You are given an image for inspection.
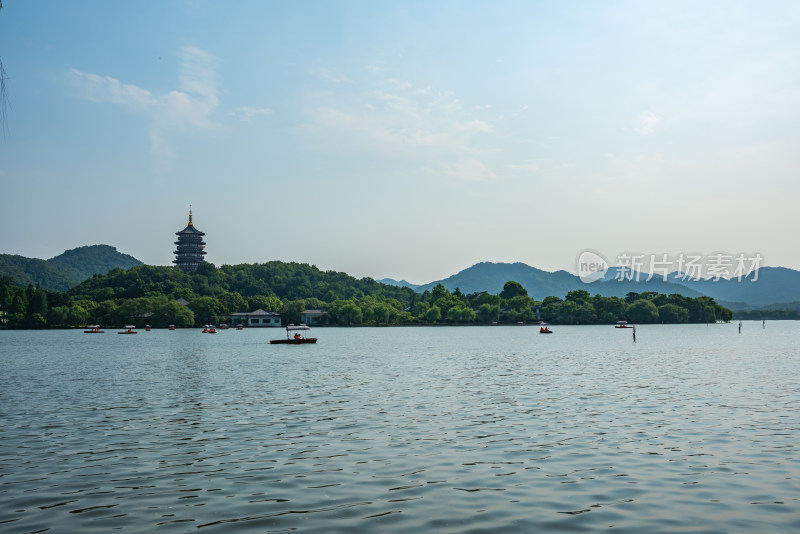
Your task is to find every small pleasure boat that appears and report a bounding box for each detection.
[270,324,317,344]
[118,325,137,334]
[615,321,632,328]
[539,323,553,334]
[84,325,104,333]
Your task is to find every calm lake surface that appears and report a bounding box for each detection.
[1,323,799,533]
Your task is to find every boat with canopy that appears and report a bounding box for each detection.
[270,324,317,344]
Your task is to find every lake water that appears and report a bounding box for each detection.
[1,323,799,533]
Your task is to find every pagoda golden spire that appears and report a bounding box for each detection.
[189,205,193,226]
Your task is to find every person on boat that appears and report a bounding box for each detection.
[294,333,301,340]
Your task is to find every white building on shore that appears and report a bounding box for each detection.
[230,309,282,327]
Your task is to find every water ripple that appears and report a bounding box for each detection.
[1,324,799,532]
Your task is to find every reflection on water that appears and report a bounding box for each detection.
[1,323,799,533]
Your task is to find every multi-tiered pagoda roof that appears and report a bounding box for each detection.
[173,207,206,271]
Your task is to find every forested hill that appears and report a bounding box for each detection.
[3,260,733,328]
[0,245,143,291]
[68,261,416,304]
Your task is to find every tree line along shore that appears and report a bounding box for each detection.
[1,262,734,329]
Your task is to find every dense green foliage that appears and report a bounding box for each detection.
[68,262,416,305]
[1,275,91,329]
[0,255,74,292]
[0,262,733,329]
[0,245,143,291]
[538,290,732,325]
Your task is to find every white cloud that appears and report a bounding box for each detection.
[507,162,541,173]
[69,46,222,170]
[438,159,497,182]
[304,76,496,181]
[178,46,219,105]
[387,78,412,90]
[70,69,157,109]
[314,68,351,83]
[231,106,274,121]
[635,111,661,135]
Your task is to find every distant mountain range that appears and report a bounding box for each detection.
[666,267,799,308]
[0,245,143,292]
[376,278,421,290]
[380,261,800,310]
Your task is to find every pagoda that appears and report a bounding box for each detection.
[173,206,206,271]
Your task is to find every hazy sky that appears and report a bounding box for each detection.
[1,1,798,283]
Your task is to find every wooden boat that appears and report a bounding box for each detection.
[202,325,218,333]
[145,325,151,331]
[236,324,243,330]
[118,325,137,334]
[539,323,553,334]
[270,324,317,344]
[168,325,175,330]
[615,321,632,328]
[84,325,104,333]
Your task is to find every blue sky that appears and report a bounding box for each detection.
[1,1,799,283]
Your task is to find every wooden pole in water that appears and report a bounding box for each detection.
[739,320,742,334]
[632,325,636,343]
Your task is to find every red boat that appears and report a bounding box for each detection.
[270,324,317,344]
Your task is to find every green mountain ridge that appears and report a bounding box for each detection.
[0,245,143,291]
